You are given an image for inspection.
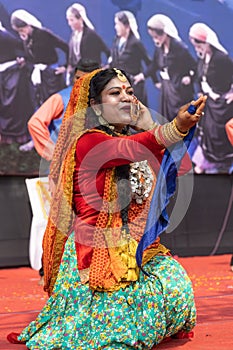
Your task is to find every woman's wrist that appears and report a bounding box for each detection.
[172,118,189,136]
[153,119,189,147]
[147,121,157,130]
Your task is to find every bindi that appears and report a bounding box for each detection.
[122,85,126,89]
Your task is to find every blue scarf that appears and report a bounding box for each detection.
[50,86,73,144]
[136,126,195,267]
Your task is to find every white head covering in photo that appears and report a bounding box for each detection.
[189,22,227,54]
[147,14,181,41]
[120,11,140,39]
[0,21,5,31]
[67,3,94,30]
[11,9,42,28]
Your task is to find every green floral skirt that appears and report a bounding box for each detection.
[19,235,196,349]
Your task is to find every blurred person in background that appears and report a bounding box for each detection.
[0,21,34,144]
[110,10,151,105]
[65,3,110,84]
[189,22,233,174]
[11,9,69,107]
[10,9,69,151]
[27,58,100,161]
[135,14,196,122]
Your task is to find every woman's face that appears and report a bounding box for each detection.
[114,17,128,37]
[189,37,209,59]
[148,27,167,47]
[66,13,83,31]
[94,77,135,129]
[13,24,33,40]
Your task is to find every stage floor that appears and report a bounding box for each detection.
[0,254,233,350]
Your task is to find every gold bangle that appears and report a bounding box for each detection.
[158,123,181,146]
[173,118,189,137]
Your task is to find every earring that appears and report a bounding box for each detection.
[98,115,108,126]
[95,109,101,116]
[98,115,115,131]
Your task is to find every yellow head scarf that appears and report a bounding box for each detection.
[43,69,101,295]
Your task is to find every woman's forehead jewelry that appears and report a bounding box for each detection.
[122,85,126,89]
[113,68,127,82]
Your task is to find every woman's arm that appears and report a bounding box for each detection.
[28,93,64,160]
[132,94,207,136]
[76,130,164,170]
[75,95,207,181]
[76,95,207,170]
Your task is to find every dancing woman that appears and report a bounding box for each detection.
[8,67,206,349]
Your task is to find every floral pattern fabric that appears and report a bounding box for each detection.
[19,235,196,349]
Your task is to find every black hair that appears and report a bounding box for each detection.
[147,26,164,36]
[11,16,27,29]
[85,68,131,128]
[75,58,100,73]
[89,68,131,105]
[115,11,130,27]
[89,68,132,233]
[68,6,88,27]
[69,7,82,20]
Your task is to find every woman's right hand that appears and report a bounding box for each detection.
[130,98,154,131]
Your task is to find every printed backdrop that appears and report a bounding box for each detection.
[0,0,233,175]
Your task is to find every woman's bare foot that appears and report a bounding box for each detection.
[38,275,44,286]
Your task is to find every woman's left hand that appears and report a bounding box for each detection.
[175,95,208,133]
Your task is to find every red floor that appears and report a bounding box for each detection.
[0,254,233,350]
